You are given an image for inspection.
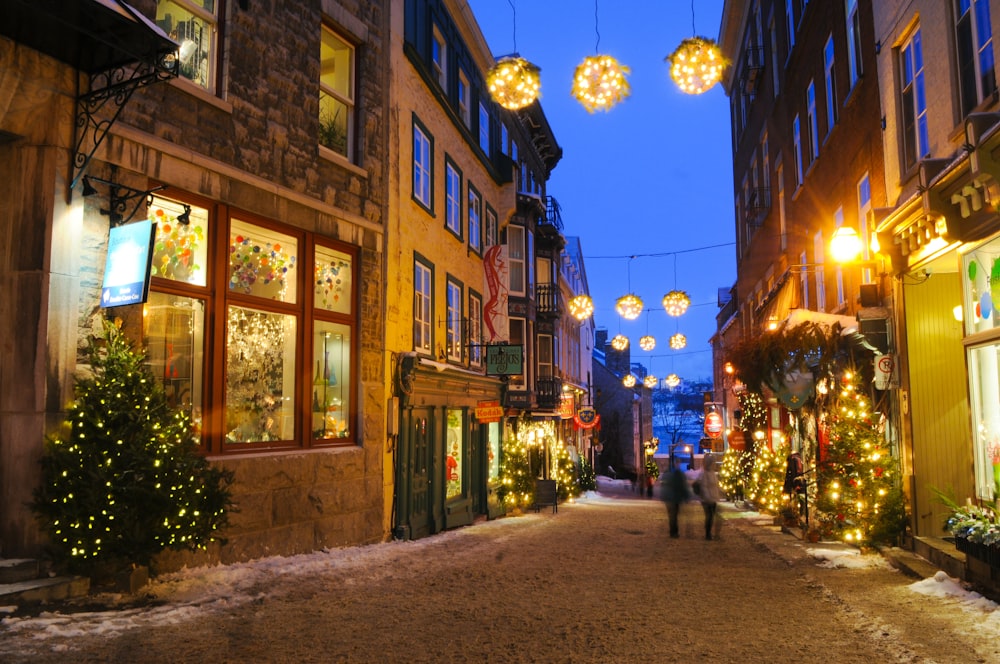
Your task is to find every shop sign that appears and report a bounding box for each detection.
[486,344,523,375]
[704,411,723,438]
[574,407,600,430]
[475,400,503,422]
[101,219,156,308]
[559,394,575,419]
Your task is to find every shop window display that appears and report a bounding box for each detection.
[965,239,1000,497]
[143,194,356,451]
[143,294,205,438]
[447,409,464,499]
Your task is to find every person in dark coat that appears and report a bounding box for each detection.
[662,456,691,538]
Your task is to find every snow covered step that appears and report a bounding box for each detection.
[0,575,90,604]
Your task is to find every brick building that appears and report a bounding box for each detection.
[715,0,887,458]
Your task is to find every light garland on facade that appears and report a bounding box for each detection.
[571,54,630,112]
[622,374,636,388]
[568,294,594,321]
[487,56,541,110]
[639,335,656,351]
[667,37,726,95]
[615,293,643,320]
[611,333,629,351]
[662,290,691,317]
[670,332,687,350]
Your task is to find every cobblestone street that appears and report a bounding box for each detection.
[3,488,998,663]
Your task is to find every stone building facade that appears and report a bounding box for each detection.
[0,0,390,568]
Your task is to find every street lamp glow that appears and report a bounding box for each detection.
[830,226,863,263]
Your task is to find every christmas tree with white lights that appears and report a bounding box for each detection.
[814,370,905,545]
[33,318,234,577]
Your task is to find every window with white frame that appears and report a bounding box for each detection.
[814,231,826,311]
[468,185,482,254]
[432,25,447,88]
[824,35,838,134]
[508,317,526,388]
[478,102,490,154]
[445,158,462,237]
[458,70,471,127]
[319,26,355,159]
[414,258,432,353]
[469,292,482,367]
[846,0,862,89]
[508,224,526,296]
[770,16,780,95]
[413,118,432,209]
[485,205,498,247]
[761,130,769,183]
[777,159,787,250]
[806,80,819,161]
[858,173,873,283]
[785,0,795,53]
[900,28,929,170]
[799,250,810,309]
[793,114,804,187]
[446,278,462,361]
[156,0,217,91]
[537,334,553,378]
[834,207,845,307]
[956,0,997,116]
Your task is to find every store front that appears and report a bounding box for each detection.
[393,356,503,539]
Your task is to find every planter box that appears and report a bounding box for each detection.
[956,537,1000,568]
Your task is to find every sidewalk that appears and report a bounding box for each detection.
[595,477,953,588]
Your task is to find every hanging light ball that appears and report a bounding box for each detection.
[611,334,630,351]
[639,335,656,351]
[487,56,541,110]
[666,37,727,95]
[643,374,658,389]
[665,373,681,388]
[662,290,691,317]
[622,374,636,388]
[670,332,687,350]
[615,293,644,320]
[571,54,631,113]
[568,294,594,321]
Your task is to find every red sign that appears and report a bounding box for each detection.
[704,411,723,438]
[475,400,503,422]
[574,408,600,430]
[559,395,575,419]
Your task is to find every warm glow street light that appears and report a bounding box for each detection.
[830,226,864,263]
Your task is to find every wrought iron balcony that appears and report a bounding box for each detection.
[745,187,771,227]
[535,376,563,410]
[535,283,562,317]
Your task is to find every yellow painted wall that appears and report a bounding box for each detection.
[903,271,973,537]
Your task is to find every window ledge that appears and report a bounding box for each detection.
[319,145,369,178]
[167,77,233,114]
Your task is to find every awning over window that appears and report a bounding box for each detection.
[1,0,176,74]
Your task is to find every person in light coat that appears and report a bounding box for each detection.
[698,453,724,540]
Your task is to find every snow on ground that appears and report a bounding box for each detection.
[3,482,1000,653]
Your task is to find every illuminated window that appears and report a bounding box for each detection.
[955,0,997,115]
[445,159,462,237]
[414,258,433,354]
[413,118,432,209]
[319,27,355,159]
[156,0,218,91]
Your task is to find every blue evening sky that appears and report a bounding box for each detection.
[467,0,736,383]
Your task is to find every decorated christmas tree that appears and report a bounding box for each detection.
[33,318,234,577]
[814,370,905,545]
